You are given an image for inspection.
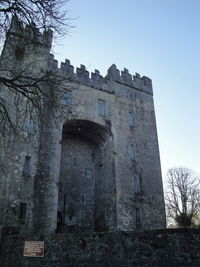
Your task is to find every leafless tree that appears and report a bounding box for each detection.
[0,1,76,139]
[165,167,200,227]
[0,0,71,42]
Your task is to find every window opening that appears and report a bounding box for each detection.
[97,100,106,116]
[129,144,136,160]
[134,176,141,193]
[22,156,31,177]
[27,120,35,134]
[127,90,134,101]
[136,208,141,228]
[128,112,134,126]
[62,92,72,106]
[19,203,27,224]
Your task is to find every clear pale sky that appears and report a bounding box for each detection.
[54,0,200,182]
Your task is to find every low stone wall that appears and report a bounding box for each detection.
[1,229,200,267]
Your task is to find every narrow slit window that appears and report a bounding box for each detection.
[134,176,141,193]
[19,203,27,224]
[135,208,141,228]
[22,156,31,177]
[128,112,134,126]
[129,144,136,160]
[62,92,72,106]
[97,100,106,116]
[27,120,35,134]
[98,148,103,167]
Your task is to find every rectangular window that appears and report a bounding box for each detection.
[62,92,72,106]
[135,208,141,228]
[19,203,27,224]
[22,156,31,177]
[134,176,141,193]
[127,90,134,101]
[128,112,134,126]
[27,120,35,134]
[97,100,106,116]
[129,144,136,160]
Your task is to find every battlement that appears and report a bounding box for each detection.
[48,56,153,95]
[7,17,153,95]
[8,16,53,48]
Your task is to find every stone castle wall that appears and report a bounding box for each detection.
[0,18,166,235]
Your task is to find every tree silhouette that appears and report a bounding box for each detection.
[165,167,200,227]
[0,1,75,138]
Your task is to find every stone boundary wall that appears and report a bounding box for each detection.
[1,229,200,267]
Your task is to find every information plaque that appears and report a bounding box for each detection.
[24,241,44,257]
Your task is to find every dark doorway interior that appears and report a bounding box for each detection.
[57,120,116,233]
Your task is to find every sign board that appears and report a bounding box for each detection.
[24,241,44,257]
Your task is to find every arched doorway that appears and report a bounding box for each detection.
[57,120,116,232]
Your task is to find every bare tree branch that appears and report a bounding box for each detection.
[165,167,200,228]
[0,0,72,44]
[0,1,76,140]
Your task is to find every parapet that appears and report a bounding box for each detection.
[7,17,153,95]
[8,16,53,49]
[48,55,153,95]
[106,64,152,94]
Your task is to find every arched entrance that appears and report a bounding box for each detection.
[57,120,116,232]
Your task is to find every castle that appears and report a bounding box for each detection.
[0,18,166,235]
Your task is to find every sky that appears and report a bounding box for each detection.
[54,0,200,182]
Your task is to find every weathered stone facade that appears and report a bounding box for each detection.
[1,229,200,267]
[0,18,166,235]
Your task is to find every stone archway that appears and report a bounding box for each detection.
[57,119,116,232]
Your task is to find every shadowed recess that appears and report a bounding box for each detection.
[62,119,112,145]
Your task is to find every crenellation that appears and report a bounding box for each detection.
[135,73,141,78]
[133,73,143,89]
[142,76,152,87]
[8,16,53,48]
[61,59,74,76]
[53,59,58,70]
[48,59,153,95]
[121,68,133,86]
[95,69,100,75]
[45,51,152,94]
[91,69,104,88]
[9,16,23,33]
[48,54,55,70]
[80,64,86,70]
[107,64,121,82]
[25,22,39,35]
[76,65,90,83]
[42,29,53,48]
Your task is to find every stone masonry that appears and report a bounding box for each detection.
[0,18,166,235]
[1,229,200,267]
